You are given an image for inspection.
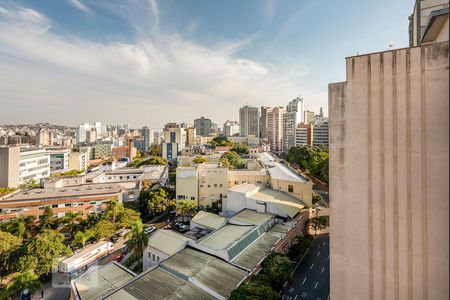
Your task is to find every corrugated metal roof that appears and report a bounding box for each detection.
[229,209,274,225]
[191,211,227,230]
[74,263,135,300]
[161,248,248,298]
[231,233,280,271]
[105,267,216,300]
[197,224,255,251]
[147,230,191,256]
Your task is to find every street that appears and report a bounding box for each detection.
[283,234,330,300]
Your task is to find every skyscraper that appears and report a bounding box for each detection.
[141,126,153,152]
[259,106,272,139]
[267,106,286,154]
[283,97,303,152]
[239,106,259,137]
[194,117,213,136]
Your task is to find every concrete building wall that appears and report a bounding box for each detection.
[197,165,228,207]
[227,171,269,189]
[176,167,199,204]
[329,42,449,300]
[0,147,20,188]
[270,178,313,207]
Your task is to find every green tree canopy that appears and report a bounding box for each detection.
[125,220,148,267]
[310,216,327,236]
[286,145,329,183]
[210,135,233,147]
[0,231,22,282]
[260,252,292,291]
[118,208,141,229]
[192,156,207,164]
[147,188,174,216]
[27,229,72,276]
[0,270,42,299]
[220,151,244,169]
[229,274,278,300]
[231,144,249,155]
[39,206,57,230]
[176,200,197,222]
[91,220,116,241]
[106,199,124,224]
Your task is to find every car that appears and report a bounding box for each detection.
[174,222,189,232]
[143,226,156,235]
[121,247,129,255]
[114,253,125,262]
[110,236,120,243]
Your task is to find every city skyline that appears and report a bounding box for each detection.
[0,0,413,127]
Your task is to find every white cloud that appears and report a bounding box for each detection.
[0,1,326,127]
[66,0,92,13]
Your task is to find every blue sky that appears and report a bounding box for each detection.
[0,0,414,127]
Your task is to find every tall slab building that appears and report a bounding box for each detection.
[239,106,259,137]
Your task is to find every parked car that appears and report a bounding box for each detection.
[110,236,120,243]
[143,226,156,235]
[114,253,125,262]
[118,229,130,237]
[121,247,129,255]
[174,222,189,232]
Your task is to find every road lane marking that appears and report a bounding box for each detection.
[314,282,319,289]
[327,255,330,260]
[323,242,325,246]
[302,277,307,285]
[310,263,314,270]
[321,267,325,273]
[294,295,298,300]
[317,251,320,257]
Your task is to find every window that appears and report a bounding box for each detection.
[214,184,217,187]
[234,181,238,184]
[288,185,294,193]
[148,252,152,260]
[38,206,45,210]
[65,203,72,207]
[207,185,211,188]
[219,184,223,188]
[156,256,160,263]
[257,181,261,184]
[52,204,58,208]
[152,254,156,262]
[191,196,195,200]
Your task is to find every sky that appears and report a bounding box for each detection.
[0,0,414,128]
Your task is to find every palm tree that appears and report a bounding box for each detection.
[106,199,124,224]
[62,211,83,235]
[125,220,148,268]
[310,216,327,236]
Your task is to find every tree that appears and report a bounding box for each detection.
[260,252,292,291]
[286,145,329,184]
[176,200,197,222]
[210,135,233,147]
[310,216,327,236]
[312,193,322,205]
[229,275,278,300]
[39,206,57,230]
[231,144,249,155]
[0,231,22,283]
[149,144,162,157]
[62,211,83,235]
[117,208,141,229]
[147,188,171,216]
[192,156,207,164]
[220,151,244,169]
[27,229,72,276]
[0,270,42,299]
[106,199,124,224]
[125,220,148,268]
[91,220,115,241]
[71,230,94,249]
[288,235,314,260]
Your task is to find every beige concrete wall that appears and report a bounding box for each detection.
[198,166,228,207]
[270,178,313,207]
[176,167,198,205]
[329,42,449,300]
[227,171,269,189]
[0,147,20,188]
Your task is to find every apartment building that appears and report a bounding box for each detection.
[267,106,286,154]
[329,2,448,298]
[194,117,213,136]
[185,127,196,146]
[0,183,125,221]
[259,107,272,139]
[223,120,240,137]
[0,146,20,188]
[68,151,88,171]
[295,123,314,146]
[283,97,303,152]
[313,120,329,146]
[162,126,186,160]
[239,106,259,137]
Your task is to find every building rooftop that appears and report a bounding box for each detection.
[2,183,122,202]
[229,209,274,225]
[257,152,308,183]
[231,233,280,271]
[147,230,192,256]
[228,183,261,194]
[190,211,227,230]
[247,188,305,218]
[105,267,216,300]
[160,248,248,298]
[73,262,135,300]
[196,224,256,251]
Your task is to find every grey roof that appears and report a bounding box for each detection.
[161,248,248,298]
[229,209,274,225]
[104,267,216,300]
[196,224,256,251]
[190,211,227,230]
[74,262,135,300]
[257,152,308,183]
[231,233,280,271]
[2,183,122,202]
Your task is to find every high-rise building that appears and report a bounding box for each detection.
[267,107,286,154]
[194,117,213,136]
[312,120,328,147]
[329,2,448,298]
[86,128,97,143]
[303,110,315,124]
[295,123,313,146]
[141,126,153,152]
[223,121,239,137]
[283,97,303,152]
[185,127,196,146]
[259,107,272,139]
[162,126,186,160]
[239,106,259,137]
[36,129,53,146]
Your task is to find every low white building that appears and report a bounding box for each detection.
[19,148,50,184]
[47,149,70,173]
[144,230,192,271]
